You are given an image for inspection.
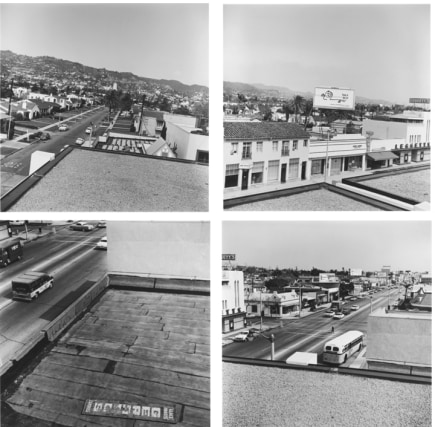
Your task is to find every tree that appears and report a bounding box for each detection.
[263,108,273,121]
[290,95,305,124]
[105,90,120,120]
[265,277,288,293]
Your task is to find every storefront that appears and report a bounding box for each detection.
[366,151,399,169]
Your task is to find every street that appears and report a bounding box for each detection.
[223,288,402,365]
[1,106,107,193]
[0,222,107,371]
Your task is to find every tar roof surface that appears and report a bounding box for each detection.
[224,121,310,140]
[5,279,210,426]
[9,149,208,212]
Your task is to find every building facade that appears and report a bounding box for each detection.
[224,122,310,192]
[222,268,245,332]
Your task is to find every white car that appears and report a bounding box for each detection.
[333,312,345,319]
[324,310,335,318]
[96,236,107,250]
[233,331,250,342]
[58,124,69,131]
[75,137,85,145]
[351,305,360,311]
[350,297,358,301]
[85,126,92,134]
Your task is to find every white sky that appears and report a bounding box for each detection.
[0,3,209,86]
[222,221,432,273]
[224,4,430,105]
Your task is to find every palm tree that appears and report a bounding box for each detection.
[290,95,305,124]
[105,90,119,122]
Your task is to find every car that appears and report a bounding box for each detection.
[40,132,51,141]
[75,137,85,145]
[96,236,107,250]
[324,310,335,317]
[350,296,358,301]
[58,124,69,131]
[233,331,250,342]
[69,221,94,231]
[351,305,360,311]
[97,221,106,228]
[342,308,351,315]
[85,126,92,134]
[333,312,345,319]
[59,144,70,153]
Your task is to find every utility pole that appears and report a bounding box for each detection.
[7,78,14,139]
[138,94,146,135]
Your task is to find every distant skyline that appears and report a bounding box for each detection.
[224,4,430,105]
[222,221,432,273]
[0,3,208,87]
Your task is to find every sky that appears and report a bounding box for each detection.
[222,221,432,273]
[224,4,430,105]
[0,3,209,86]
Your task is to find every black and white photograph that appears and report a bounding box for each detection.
[222,220,431,426]
[0,220,210,426]
[0,3,209,212]
[223,4,430,211]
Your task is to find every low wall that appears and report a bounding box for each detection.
[42,274,108,341]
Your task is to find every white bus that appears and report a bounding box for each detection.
[12,271,54,301]
[322,330,364,365]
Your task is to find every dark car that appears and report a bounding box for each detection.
[40,132,51,141]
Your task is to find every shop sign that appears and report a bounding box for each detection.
[222,254,236,261]
[314,87,355,110]
[82,400,177,423]
[352,144,363,149]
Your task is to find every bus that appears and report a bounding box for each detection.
[322,330,364,365]
[0,238,23,267]
[12,271,54,301]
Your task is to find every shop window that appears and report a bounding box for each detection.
[225,163,239,188]
[289,158,299,179]
[251,161,264,184]
[252,305,258,313]
[267,160,280,181]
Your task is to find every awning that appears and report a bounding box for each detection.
[367,151,399,161]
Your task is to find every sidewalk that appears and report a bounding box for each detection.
[12,222,71,244]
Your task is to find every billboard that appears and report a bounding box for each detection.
[409,98,430,104]
[313,87,355,110]
[222,254,236,261]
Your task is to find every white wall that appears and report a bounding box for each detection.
[222,270,244,312]
[107,222,210,280]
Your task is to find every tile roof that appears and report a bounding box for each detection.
[224,121,310,141]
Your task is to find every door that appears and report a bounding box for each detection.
[301,161,307,180]
[281,164,287,183]
[241,169,249,190]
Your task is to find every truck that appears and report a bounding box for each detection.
[330,300,345,313]
[0,238,23,267]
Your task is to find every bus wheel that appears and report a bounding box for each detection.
[344,355,348,362]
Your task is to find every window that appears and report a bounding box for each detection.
[289,158,299,179]
[292,140,298,151]
[231,142,238,154]
[303,139,308,147]
[267,160,280,181]
[256,141,263,152]
[272,141,278,151]
[281,141,289,156]
[242,142,252,159]
[251,305,258,313]
[251,161,264,184]
[225,163,239,188]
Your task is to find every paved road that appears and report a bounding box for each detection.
[0,223,107,371]
[223,288,402,365]
[1,107,107,194]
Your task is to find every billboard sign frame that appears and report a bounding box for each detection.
[313,87,355,110]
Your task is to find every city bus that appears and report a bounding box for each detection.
[322,330,364,365]
[0,238,23,267]
[12,271,54,301]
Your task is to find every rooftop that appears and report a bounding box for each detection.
[4,276,210,426]
[8,149,208,212]
[224,121,310,141]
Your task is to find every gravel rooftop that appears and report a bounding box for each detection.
[8,149,208,211]
[223,363,431,427]
[226,188,382,211]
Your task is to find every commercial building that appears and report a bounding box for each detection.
[222,267,245,333]
[245,290,300,318]
[224,122,310,192]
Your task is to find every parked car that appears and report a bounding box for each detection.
[342,308,351,315]
[40,132,51,141]
[351,305,360,311]
[233,331,250,342]
[350,296,358,301]
[85,126,92,134]
[96,236,107,250]
[75,137,85,145]
[333,312,345,320]
[58,124,69,131]
[324,310,335,318]
[59,145,70,153]
[69,221,94,231]
[97,221,106,228]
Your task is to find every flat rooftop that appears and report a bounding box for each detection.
[4,277,210,426]
[8,149,208,212]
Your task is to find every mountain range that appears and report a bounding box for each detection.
[1,50,208,96]
[224,81,395,106]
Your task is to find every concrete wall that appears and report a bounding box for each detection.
[164,113,199,128]
[367,308,431,366]
[165,121,208,161]
[107,222,210,280]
